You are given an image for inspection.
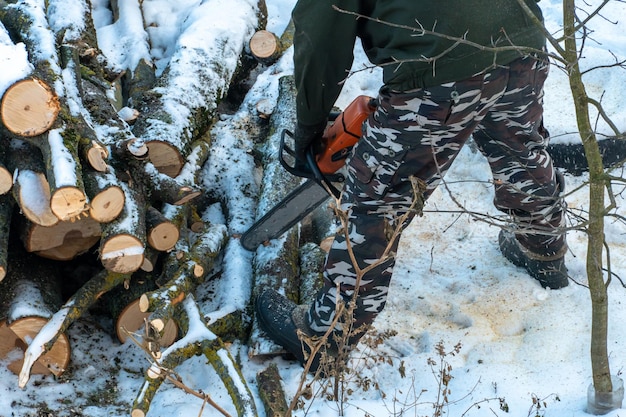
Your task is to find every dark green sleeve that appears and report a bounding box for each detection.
[292,0,361,127]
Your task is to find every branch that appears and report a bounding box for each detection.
[332,5,561,67]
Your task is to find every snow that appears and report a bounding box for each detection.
[1,1,626,416]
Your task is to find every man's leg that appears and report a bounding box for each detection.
[309,70,511,336]
[256,68,511,371]
[472,55,568,288]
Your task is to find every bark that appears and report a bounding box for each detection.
[257,363,289,417]
[0,139,11,195]
[0,193,12,281]
[299,242,326,305]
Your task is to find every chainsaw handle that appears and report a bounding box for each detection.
[279,129,342,198]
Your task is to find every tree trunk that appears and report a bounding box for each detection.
[561,0,617,406]
[131,0,263,177]
[249,75,302,357]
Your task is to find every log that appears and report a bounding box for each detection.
[98,180,146,273]
[249,19,294,66]
[299,242,325,305]
[145,138,209,206]
[0,250,71,377]
[106,0,154,109]
[145,206,179,252]
[82,169,126,223]
[20,216,101,261]
[46,128,90,221]
[0,78,60,137]
[257,363,289,417]
[131,0,263,177]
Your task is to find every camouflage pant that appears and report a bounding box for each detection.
[307,55,566,334]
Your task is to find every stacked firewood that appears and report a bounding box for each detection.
[0,0,271,415]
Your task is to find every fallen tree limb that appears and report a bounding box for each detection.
[131,296,257,417]
[17,268,131,388]
[257,363,289,417]
[139,221,228,332]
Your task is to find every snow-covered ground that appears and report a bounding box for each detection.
[1,0,626,416]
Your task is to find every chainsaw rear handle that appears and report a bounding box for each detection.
[279,95,377,199]
[279,129,343,198]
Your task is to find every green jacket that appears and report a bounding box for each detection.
[293,0,547,127]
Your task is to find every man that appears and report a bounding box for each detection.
[256,0,568,372]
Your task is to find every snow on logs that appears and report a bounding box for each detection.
[0,1,267,414]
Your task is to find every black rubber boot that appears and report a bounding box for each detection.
[255,289,338,373]
[498,229,569,289]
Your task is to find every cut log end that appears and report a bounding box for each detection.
[172,190,202,206]
[23,216,102,260]
[131,410,146,417]
[116,300,178,348]
[89,186,125,223]
[249,30,280,60]
[100,235,145,274]
[0,78,61,137]
[0,267,6,282]
[86,142,109,172]
[50,187,88,221]
[1,319,71,377]
[147,223,179,251]
[146,141,184,178]
[138,294,150,313]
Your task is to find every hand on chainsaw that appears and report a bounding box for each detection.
[293,121,327,172]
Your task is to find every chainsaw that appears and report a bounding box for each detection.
[241,95,377,251]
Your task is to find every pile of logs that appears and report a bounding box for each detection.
[0,0,286,416]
